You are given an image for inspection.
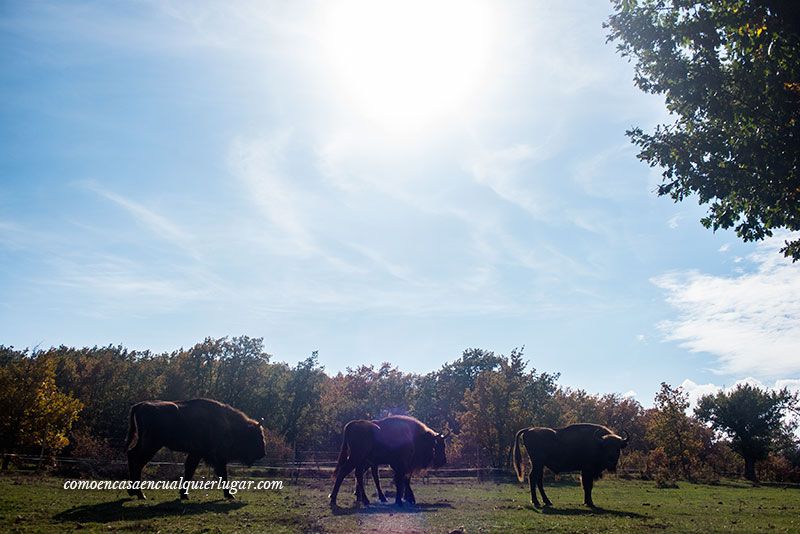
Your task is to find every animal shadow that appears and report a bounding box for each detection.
[540,505,645,519]
[331,500,454,517]
[54,497,246,524]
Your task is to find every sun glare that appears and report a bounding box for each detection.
[320,0,494,133]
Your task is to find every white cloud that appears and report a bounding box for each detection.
[681,377,800,411]
[636,334,646,343]
[667,213,682,229]
[622,390,637,399]
[653,233,800,376]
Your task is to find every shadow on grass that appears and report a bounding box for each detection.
[331,501,454,516]
[540,505,645,519]
[53,498,246,524]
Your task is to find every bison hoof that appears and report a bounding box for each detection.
[180,493,189,500]
[225,493,236,500]
[378,495,388,503]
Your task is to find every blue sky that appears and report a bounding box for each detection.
[1,0,798,405]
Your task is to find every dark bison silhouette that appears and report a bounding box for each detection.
[126,398,266,500]
[513,423,628,508]
[329,415,447,507]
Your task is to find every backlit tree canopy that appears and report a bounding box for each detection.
[606,0,800,259]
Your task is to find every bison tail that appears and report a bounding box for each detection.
[513,428,527,482]
[331,430,350,479]
[126,404,139,450]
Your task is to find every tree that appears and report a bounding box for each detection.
[646,382,704,479]
[696,383,798,481]
[606,0,800,259]
[412,348,502,434]
[458,349,558,468]
[48,345,164,445]
[280,352,326,456]
[0,358,83,469]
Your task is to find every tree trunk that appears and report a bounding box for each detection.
[744,456,757,483]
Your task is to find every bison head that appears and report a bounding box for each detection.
[596,429,628,472]
[432,431,449,468]
[238,421,267,467]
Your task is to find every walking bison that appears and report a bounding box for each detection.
[329,415,448,507]
[126,398,266,500]
[512,423,628,508]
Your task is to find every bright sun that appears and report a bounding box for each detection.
[320,0,495,133]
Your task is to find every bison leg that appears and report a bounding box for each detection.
[404,476,416,505]
[127,442,160,500]
[528,466,540,508]
[355,464,370,505]
[353,466,375,503]
[372,465,387,502]
[535,463,552,507]
[581,469,595,508]
[180,454,201,500]
[392,467,406,506]
[212,462,234,500]
[329,458,358,507]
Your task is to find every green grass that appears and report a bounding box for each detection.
[1,473,798,533]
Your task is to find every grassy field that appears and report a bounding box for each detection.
[1,473,798,533]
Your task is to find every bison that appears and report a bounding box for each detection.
[329,415,447,507]
[126,398,266,500]
[512,423,628,508]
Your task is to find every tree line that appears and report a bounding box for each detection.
[0,337,797,483]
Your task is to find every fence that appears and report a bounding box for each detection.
[4,452,797,488]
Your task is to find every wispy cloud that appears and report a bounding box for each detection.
[653,233,800,376]
[572,143,640,199]
[228,132,319,256]
[83,183,194,249]
[468,142,556,218]
[0,221,50,251]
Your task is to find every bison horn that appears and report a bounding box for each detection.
[594,428,606,443]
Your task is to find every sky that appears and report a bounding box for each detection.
[1,0,798,406]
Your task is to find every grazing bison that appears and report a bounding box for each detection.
[126,398,266,500]
[329,415,447,507]
[512,423,628,508]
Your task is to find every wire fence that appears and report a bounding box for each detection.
[4,452,798,488]
[0,452,706,480]
[3,452,515,479]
